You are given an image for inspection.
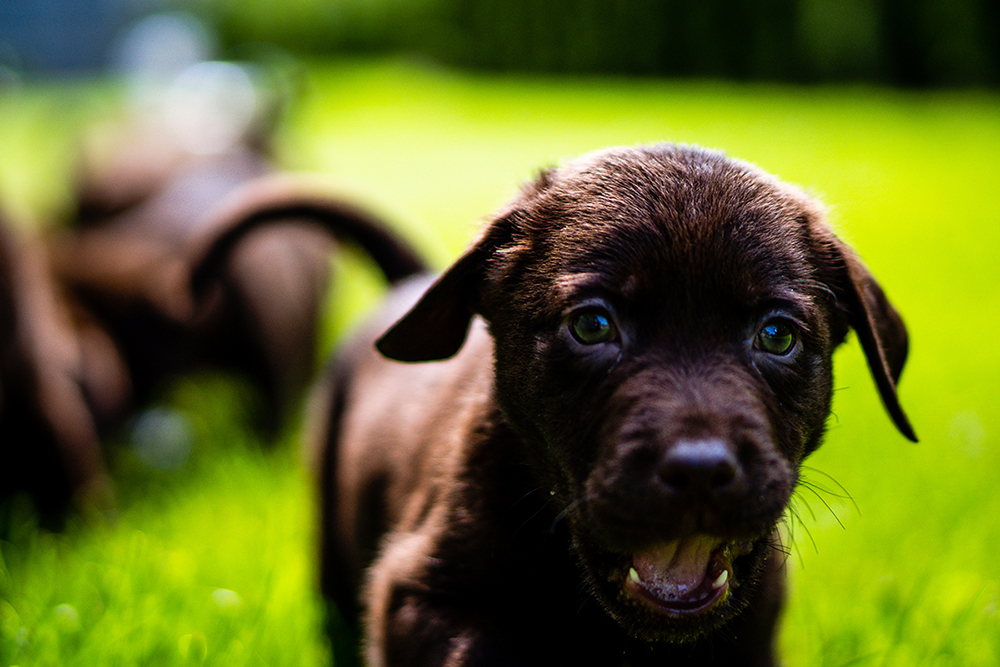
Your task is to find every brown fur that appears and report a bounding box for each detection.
[313,144,915,666]
[0,216,123,523]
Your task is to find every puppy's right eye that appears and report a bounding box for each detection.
[755,319,797,356]
[569,308,616,345]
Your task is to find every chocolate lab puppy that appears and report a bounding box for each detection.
[49,142,425,437]
[313,144,916,666]
[2,178,421,524]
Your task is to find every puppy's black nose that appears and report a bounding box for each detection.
[658,439,741,496]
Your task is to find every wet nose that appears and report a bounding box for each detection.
[658,439,741,497]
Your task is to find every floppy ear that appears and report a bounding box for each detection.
[833,240,918,442]
[375,225,502,362]
[376,168,554,363]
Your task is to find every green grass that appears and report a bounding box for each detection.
[2,56,1000,665]
[1,378,328,666]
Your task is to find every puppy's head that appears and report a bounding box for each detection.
[378,144,914,642]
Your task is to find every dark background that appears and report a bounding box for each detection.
[1,0,998,86]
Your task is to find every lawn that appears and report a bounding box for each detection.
[2,56,999,666]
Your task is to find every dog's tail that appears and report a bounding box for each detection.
[188,174,427,302]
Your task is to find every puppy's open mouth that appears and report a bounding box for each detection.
[624,536,753,616]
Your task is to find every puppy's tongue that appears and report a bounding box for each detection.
[629,536,725,604]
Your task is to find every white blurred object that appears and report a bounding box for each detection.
[163,60,261,155]
[109,12,273,156]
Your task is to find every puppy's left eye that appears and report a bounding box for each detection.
[755,320,797,356]
[569,308,616,345]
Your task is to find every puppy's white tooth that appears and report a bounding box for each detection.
[712,570,729,589]
[629,567,641,584]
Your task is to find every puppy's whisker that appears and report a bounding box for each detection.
[781,505,817,557]
[791,488,820,523]
[802,486,846,530]
[512,485,550,506]
[795,469,856,532]
[768,525,794,567]
[549,497,584,535]
[785,468,853,557]
[576,584,599,615]
[510,486,564,533]
[800,466,858,511]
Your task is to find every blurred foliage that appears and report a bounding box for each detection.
[181,0,1000,86]
[184,0,451,57]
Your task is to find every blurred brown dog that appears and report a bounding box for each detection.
[48,125,425,438]
[2,114,425,522]
[313,144,915,666]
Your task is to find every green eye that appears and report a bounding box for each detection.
[569,308,616,345]
[756,320,797,356]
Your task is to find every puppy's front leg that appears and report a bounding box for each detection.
[363,532,530,667]
[378,595,516,667]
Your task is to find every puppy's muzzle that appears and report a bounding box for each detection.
[624,438,758,615]
[577,405,793,620]
[584,417,791,548]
